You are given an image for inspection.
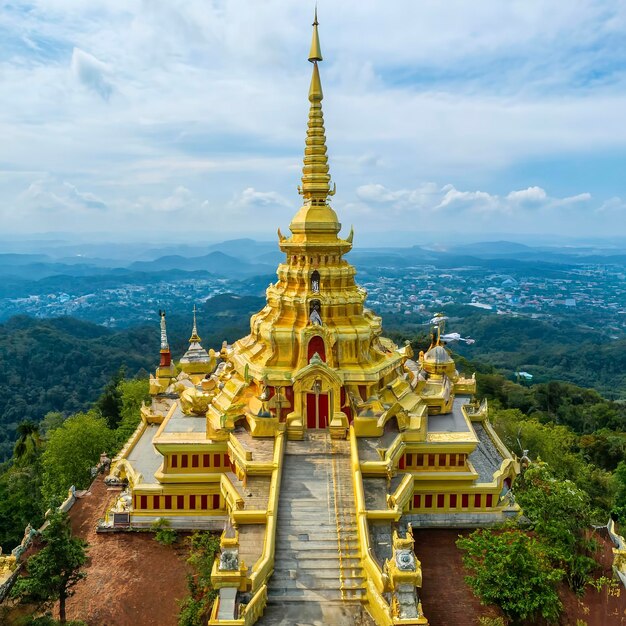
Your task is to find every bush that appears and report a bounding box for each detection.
[457,529,562,624]
[152,518,177,546]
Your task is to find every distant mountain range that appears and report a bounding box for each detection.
[0,238,624,285]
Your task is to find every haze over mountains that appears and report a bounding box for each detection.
[1,237,626,284]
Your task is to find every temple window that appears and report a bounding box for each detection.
[474,494,482,508]
[486,494,493,508]
[309,300,322,325]
[192,454,199,468]
[214,453,221,467]
[140,495,147,510]
[450,494,458,508]
[461,494,469,508]
[424,494,433,508]
[437,494,445,508]
[153,495,160,509]
[413,494,421,508]
[200,495,208,510]
[190,495,196,509]
[311,270,320,293]
[171,454,178,468]
[203,454,210,467]
[177,495,184,509]
[181,455,188,468]
[164,496,172,510]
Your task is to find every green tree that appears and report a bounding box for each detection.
[114,379,150,447]
[40,412,66,437]
[95,366,126,429]
[14,421,43,467]
[517,463,598,592]
[178,531,220,626]
[611,461,626,522]
[11,509,87,624]
[41,412,114,502]
[457,528,563,625]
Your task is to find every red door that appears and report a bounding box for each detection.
[318,393,328,428]
[306,392,329,428]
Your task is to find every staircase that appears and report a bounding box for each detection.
[258,433,373,626]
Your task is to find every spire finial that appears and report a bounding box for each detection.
[308,6,322,63]
[189,304,202,344]
[301,9,333,202]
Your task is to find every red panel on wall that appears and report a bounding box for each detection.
[283,386,294,422]
[406,453,413,467]
[192,455,199,468]
[461,494,469,508]
[450,494,457,508]
[437,494,445,508]
[190,495,196,510]
[307,335,326,362]
[202,454,210,467]
[318,393,328,429]
[474,494,482,508]
[164,495,172,510]
[399,455,405,470]
[153,496,160,509]
[416,454,424,467]
[140,495,147,510]
[177,495,184,509]
[428,454,436,467]
[212,494,220,509]
[171,455,178,468]
[425,494,433,508]
[213,454,221,468]
[181,455,188,468]
[486,494,493,508]
[306,393,316,429]
[413,494,421,508]
[200,495,208,510]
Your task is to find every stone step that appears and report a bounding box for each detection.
[275,556,361,569]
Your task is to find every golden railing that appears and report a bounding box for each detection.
[349,426,394,625]
[248,429,285,592]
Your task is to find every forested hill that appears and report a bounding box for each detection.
[384,304,626,400]
[0,295,264,461]
[1,293,625,460]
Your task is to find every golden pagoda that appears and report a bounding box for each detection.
[105,12,519,626]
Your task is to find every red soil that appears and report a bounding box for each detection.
[414,528,626,626]
[60,476,192,626]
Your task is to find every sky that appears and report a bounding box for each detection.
[1,0,626,246]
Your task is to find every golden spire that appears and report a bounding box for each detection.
[300,8,334,204]
[308,6,322,62]
[189,304,201,344]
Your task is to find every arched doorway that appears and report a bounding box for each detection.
[307,335,326,363]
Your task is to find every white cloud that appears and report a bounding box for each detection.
[70,48,114,100]
[229,187,292,210]
[506,186,548,204]
[19,177,107,213]
[0,1,624,238]
[354,182,595,220]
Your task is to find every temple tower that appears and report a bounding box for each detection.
[226,13,411,439]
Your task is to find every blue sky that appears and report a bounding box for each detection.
[1,0,626,245]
